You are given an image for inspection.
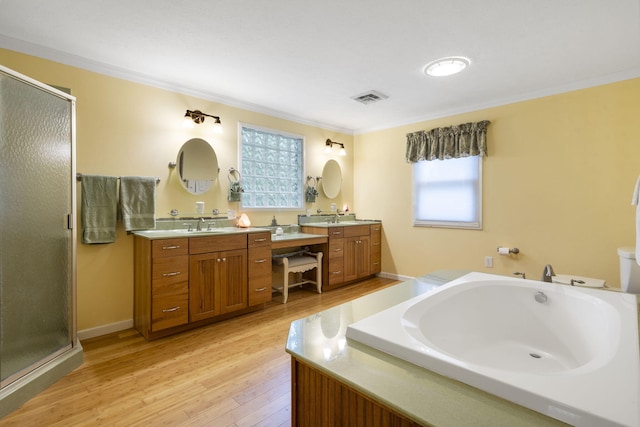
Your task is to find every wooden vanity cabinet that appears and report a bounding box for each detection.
[189,234,247,322]
[302,223,381,291]
[134,231,270,340]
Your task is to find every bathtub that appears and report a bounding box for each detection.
[346,272,639,426]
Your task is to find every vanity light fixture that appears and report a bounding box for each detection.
[183,109,223,134]
[423,56,470,77]
[325,139,346,156]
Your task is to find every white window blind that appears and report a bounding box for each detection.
[413,155,482,229]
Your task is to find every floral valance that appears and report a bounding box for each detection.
[405,120,490,163]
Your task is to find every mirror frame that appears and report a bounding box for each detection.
[321,159,342,199]
[176,138,218,195]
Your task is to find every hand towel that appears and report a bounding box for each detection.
[81,175,118,244]
[633,176,640,266]
[119,176,156,231]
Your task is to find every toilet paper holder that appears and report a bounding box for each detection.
[497,247,519,255]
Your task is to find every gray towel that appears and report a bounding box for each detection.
[119,176,156,231]
[81,175,118,244]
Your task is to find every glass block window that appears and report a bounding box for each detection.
[240,124,304,209]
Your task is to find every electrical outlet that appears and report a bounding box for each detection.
[485,256,493,268]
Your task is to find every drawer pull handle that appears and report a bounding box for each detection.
[162,306,180,313]
[331,231,341,235]
[332,271,342,275]
[162,272,181,277]
[162,245,181,250]
[332,248,342,252]
[254,259,267,263]
[372,242,380,246]
[253,238,267,242]
[255,287,267,292]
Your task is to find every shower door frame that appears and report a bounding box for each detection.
[0,64,77,389]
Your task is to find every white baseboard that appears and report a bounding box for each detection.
[378,271,414,282]
[78,319,133,341]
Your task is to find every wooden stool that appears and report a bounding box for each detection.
[272,251,322,303]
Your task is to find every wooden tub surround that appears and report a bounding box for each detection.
[286,271,569,426]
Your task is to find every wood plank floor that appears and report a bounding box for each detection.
[1,277,399,427]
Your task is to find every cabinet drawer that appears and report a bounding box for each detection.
[151,283,188,331]
[371,239,381,256]
[248,247,272,279]
[249,276,272,305]
[152,238,188,257]
[328,227,344,239]
[190,234,246,254]
[370,224,382,242]
[248,232,271,248]
[328,239,344,259]
[152,255,188,286]
[328,259,344,285]
[344,225,370,237]
[301,226,327,236]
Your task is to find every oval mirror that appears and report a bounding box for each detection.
[176,138,218,194]
[321,159,342,199]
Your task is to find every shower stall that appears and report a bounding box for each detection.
[0,65,83,417]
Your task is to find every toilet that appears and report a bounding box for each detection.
[617,247,640,293]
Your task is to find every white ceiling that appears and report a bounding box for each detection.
[1,0,639,134]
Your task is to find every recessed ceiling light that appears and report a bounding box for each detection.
[424,56,470,77]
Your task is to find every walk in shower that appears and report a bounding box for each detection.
[0,65,82,417]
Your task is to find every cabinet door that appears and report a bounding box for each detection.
[189,252,222,321]
[219,249,248,314]
[344,235,371,282]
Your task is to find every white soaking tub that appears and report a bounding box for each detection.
[346,272,639,426]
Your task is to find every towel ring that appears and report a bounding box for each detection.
[228,167,241,183]
[306,176,316,188]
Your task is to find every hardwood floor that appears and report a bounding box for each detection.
[1,277,399,427]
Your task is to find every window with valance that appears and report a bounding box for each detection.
[405,120,490,163]
[407,120,490,229]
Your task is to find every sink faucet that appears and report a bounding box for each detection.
[196,217,205,231]
[541,264,555,282]
[334,214,340,224]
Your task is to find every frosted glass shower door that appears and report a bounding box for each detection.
[0,68,75,387]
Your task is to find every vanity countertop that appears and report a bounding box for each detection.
[285,270,565,427]
[299,219,381,228]
[132,227,270,240]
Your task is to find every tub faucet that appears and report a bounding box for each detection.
[541,264,555,282]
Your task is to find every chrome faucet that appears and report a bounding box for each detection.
[334,214,340,224]
[541,264,555,282]
[196,217,205,231]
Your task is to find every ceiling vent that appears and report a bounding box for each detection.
[351,90,389,105]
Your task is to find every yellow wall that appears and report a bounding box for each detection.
[1,49,353,331]
[354,78,640,285]
[3,48,639,332]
